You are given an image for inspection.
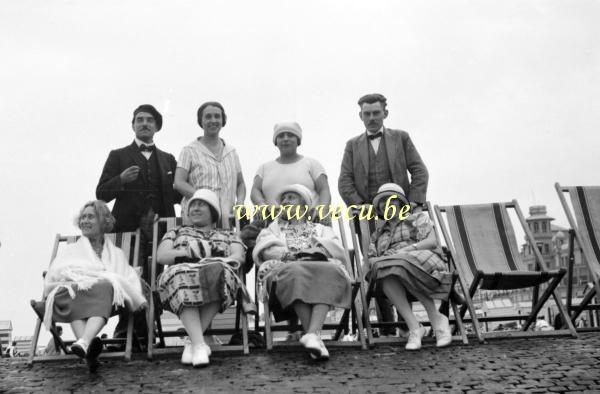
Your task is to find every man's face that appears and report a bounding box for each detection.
[132,111,158,142]
[359,101,388,133]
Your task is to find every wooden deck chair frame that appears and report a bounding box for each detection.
[261,219,368,351]
[555,183,600,324]
[352,203,468,346]
[146,216,250,360]
[28,231,144,365]
[435,200,577,343]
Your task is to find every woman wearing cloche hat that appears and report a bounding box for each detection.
[368,183,453,351]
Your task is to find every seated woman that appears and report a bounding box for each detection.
[367,183,453,350]
[42,200,146,372]
[253,184,352,360]
[156,189,253,367]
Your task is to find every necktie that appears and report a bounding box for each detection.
[367,132,383,140]
[139,144,155,152]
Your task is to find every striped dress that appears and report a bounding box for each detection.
[178,138,242,222]
[368,212,452,300]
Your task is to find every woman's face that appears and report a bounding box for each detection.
[80,206,103,239]
[188,199,214,227]
[378,196,404,219]
[275,132,299,156]
[279,191,305,207]
[200,105,223,136]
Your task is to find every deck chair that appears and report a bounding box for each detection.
[146,217,250,360]
[28,231,145,365]
[435,200,577,342]
[555,183,600,324]
[261,219,368,351]
[352,203,468,346]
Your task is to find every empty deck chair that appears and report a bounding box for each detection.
[435,200,577,342]
[555,183,600,324]
[352,203,468,346]
[146,217,250,359]
[28,231,145,365]
[261,219,368,351]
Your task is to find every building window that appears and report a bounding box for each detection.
[541,222,547,232]
[544,244,549,254]
[533,222,539,233]
[536,242,543,253]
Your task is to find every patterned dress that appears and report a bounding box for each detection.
[369,212,452,300]
[178,139,242,223]
[157,226,246,315]
[257,221,352,321]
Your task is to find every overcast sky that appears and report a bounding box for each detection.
[1,1,599,342]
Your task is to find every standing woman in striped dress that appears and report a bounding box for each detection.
[174,102,246,228]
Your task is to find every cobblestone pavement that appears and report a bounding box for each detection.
[2,333,600,393]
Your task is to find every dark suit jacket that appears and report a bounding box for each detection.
[338,128,428,206]
[96,142,180,232]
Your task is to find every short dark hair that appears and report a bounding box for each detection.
[358,93,387,110]
[197,101,227,128]
[132,104,163,131]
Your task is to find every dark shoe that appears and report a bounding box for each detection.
[86,337,103,373]
[450,288,466,306]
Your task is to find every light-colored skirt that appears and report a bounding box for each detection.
[266,261,352,322]
[369,250,453,300]
[157,263,236,315]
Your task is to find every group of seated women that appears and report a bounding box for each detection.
[42,180,454,371]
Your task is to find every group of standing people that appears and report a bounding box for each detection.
[40,93,456,371]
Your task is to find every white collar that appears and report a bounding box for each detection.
[135,138,155,147]
[366,126,384,136]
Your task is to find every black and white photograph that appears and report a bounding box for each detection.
[1,1,599,392]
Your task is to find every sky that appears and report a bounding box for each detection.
[1,1,599,343]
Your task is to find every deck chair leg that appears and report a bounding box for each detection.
[27,317,43,366]
[147,299,154,360]
[263,300,272,350]
[124,311,134,361]
[354,294,368,350]
[523,276,562,331]
[241,311,249,355]
[550,288,578,337]
[450,300,469,344]
[570,287,597,323]
[463,274,484,343]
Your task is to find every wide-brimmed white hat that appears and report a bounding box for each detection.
[277,184,314,209]
[273,122,302,145]
[372,183,410,216]
[188,189,221,223]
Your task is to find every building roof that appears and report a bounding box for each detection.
[551,223,568,232]
[526,205,554,221]
[0,320,12,330]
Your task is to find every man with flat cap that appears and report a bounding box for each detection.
[96,104,179,343]
[338,93,429,336]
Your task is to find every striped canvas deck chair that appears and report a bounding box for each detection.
[261,219,368,351]
[147,217,250,359]
[555,183,600,324]
[352,203,468,346]
[435,200,577,342]
[28,231,144,365]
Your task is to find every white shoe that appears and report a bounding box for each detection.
[316,338,329,361]
[191,344,209,368]
[435,315,452,348]
[405,326,426,351]
[299,333,322,359]
[181,339,192,365]
[70,339,88,359]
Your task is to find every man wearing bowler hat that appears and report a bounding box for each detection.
[96,104,180,344]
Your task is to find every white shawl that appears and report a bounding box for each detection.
[42,235,146,330]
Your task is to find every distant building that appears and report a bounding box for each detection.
[0,320,12,352]
[11,336,33,357]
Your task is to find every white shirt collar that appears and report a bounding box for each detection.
[366,126,384,136]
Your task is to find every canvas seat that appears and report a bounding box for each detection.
[435,200,577,342]
[555,183,600,325]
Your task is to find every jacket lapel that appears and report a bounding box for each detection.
[126,142,147,182]
[383,128,398,174]
[357,133,369,176]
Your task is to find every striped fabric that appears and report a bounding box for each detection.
[567,186,600,279]
[444,203,525,286]
[178,139,242,223]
